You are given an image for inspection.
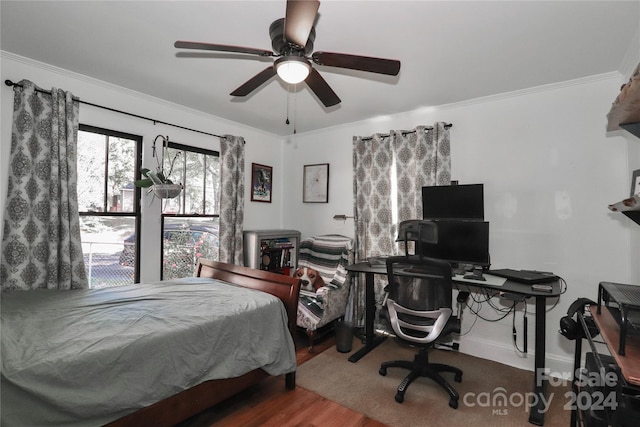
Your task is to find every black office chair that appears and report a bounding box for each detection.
[379,255,463,408]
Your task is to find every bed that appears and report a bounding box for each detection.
[1,259,301,427]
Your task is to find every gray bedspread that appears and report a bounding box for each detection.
[0,277,297,427]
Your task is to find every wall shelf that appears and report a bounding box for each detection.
[607,63,640,138]
[607,64,640,227]
[621,122,640,138]
[623,211,640,226]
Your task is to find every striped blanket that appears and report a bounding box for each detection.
[296,235,353,330]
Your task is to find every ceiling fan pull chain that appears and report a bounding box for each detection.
[293,86,297,134]
[285,88,290,125]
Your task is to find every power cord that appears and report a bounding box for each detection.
[457,275,566,354]
[465,288,515,322]
[512,300,528,355]
[545,275,567,313]
[458,286,531,355]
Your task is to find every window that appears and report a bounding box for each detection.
[77,125,141,287]
[161,142,220,279]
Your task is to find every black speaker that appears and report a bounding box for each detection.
[560,298,597,340]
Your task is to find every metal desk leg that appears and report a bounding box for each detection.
[349,272,386,363]
[529,295,547,425]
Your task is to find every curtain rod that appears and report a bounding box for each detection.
[4,79,224,139]
[360,124,452,141]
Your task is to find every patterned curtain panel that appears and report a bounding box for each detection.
[1,80,88,291]
[392,123,451,222]
[218,135,245,265]
[352,133,396,262]
[350,123,451,326]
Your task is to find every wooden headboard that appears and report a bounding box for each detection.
[196,258,301,341]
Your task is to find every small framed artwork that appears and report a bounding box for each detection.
[632,169,640,196]
[303,163,329,203]
[251,163,272,203]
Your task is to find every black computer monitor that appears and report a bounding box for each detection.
[422,184,484,220]
[420,220,490,270]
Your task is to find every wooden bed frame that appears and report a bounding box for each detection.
[106,259,301,427]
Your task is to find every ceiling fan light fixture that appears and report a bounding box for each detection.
[275,56,311,84]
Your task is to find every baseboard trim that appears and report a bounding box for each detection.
[458,335,574,380]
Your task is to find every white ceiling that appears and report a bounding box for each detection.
[2,1,639,136]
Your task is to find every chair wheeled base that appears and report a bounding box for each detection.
[379,346,462,408]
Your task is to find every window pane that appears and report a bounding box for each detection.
[184,151,205,214]
[77,131,106,212]
[161,147,220,215]
[80,216,136,288]
[77,130,138,214]
[107,137,137,213]
[162,217,219,280]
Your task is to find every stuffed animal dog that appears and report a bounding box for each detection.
[293,267,325,292]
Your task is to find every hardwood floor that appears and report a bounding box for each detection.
[181,334,388,427]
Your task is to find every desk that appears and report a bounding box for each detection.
[347,261,562,426]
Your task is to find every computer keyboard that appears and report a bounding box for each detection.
[367,256,389,267]
[455,273,507,287]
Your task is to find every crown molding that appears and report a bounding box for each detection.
[294,72,622,138]
[433,72,622,112]
[1,50,282,138]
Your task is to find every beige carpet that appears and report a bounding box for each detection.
[296,338,572,427]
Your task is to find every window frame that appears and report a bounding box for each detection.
[160,142,220,279]
[78,124,143,283]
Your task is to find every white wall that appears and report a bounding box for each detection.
[282,73,640,374]
[0,52,286,283]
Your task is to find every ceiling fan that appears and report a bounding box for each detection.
[174,0,400,107]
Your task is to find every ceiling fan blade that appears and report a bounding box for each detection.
[312,51,401,76]
[305,68,341,107]
[284,0,320,48]
[175,41,274,57]
[230,66,277,97]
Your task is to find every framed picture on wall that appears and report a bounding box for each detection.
[631,169,640,196]
[251,163,272,203]
[303,163,329,203]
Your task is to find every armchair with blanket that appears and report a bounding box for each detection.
[295,234,353,352]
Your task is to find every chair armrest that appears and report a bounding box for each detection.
[315,283,349,307]
[314,285,329,302]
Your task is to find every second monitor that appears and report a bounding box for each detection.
[420,220,490,277]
